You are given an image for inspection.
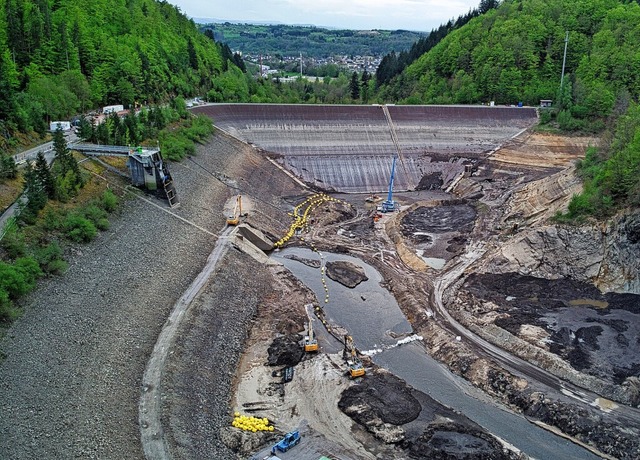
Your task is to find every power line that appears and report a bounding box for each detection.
[560,31,569,88]
[182,156,291,216]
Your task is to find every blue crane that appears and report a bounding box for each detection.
[379,105,406,213]
[380,155,398,213]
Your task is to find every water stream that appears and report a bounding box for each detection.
[272,247,598,460]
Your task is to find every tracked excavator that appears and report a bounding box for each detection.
[304,320,318,352]
[343,335,365,378]
[226,194,244,225]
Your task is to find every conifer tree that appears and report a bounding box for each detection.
[350,71,360,100]
[22,160,48,217]
[34,151,56,199]
[52,126,84,192]
[361,70,371,103]
[0,154,18,179]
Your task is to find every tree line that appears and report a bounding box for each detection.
[375,0,500,87]
[1,127,100,322]
[0,0,244,150]
[202,22,424,59]
[377,0,640,130]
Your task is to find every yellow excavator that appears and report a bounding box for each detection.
[304,320,319,352]
[226,195,243,225]
[344,335,365,378]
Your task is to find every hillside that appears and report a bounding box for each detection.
[201,23,424,58]
[381,0,640,119]
[0,0,242,148]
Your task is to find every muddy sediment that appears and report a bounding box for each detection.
[267,334,305,366]
[462,273,640,386]
[325,260,368,288]
[338,370,421,428]
[399,201,477,262]
[338,370,521,459]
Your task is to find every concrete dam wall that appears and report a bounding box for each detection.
[193,104,538,194]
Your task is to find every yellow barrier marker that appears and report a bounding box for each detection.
[231,414,273,432]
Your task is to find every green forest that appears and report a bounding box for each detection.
[0,0,243,148]
[201,23,425,58]
[0,0,638,216]
[379,0,640,116]
[375,0,640,218]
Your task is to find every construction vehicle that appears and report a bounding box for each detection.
[303,320,319,352]
[378,104,411,213]
[379,155,399,213]
[271,430,301,454]
[344,335,365,378]
[226,194,243,225]
[283,366,294,383]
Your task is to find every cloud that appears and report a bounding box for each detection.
[280,0,476,28]
[170,0,479,30]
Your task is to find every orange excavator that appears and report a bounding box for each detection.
[226,195,244,225]
[304,320,319,352]
[344,335,365,378]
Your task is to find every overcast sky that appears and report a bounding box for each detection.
[168,0,481,31]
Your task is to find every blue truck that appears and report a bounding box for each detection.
[271,430,300,454]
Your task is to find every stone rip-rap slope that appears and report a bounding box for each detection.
[0,133,298,459]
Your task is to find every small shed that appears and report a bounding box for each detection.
[540,99,553,108]
[126,147,179,207]
[127,147,166,191]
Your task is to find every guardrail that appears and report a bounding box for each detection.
[12,146,53,165]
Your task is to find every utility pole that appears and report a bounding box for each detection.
[560,31,569,88]
[300,52,303,78]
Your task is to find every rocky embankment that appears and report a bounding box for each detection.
[0,132,302,459]
[439,161,640,458]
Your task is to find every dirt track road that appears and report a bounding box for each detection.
[431,242,640,428]
[140,226,233,459]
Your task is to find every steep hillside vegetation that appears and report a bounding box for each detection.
[375,0,499,87]
[0,0,241,146]
[380,0,640,121]
[203,23,424,58]
[564,103,640,218]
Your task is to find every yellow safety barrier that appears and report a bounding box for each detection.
[274,194,349,305]
[231,413,274,432]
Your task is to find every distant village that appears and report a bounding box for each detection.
[242,53,382,78]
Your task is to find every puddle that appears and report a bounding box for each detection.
[416,250,447,269]
[569,298,609,309]
[593,397,618,413]
[272,247,412,350]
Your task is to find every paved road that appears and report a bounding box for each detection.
[1,132,79,236]
[11,131,78,165]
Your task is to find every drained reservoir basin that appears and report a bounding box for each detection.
[273,247,598,460]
